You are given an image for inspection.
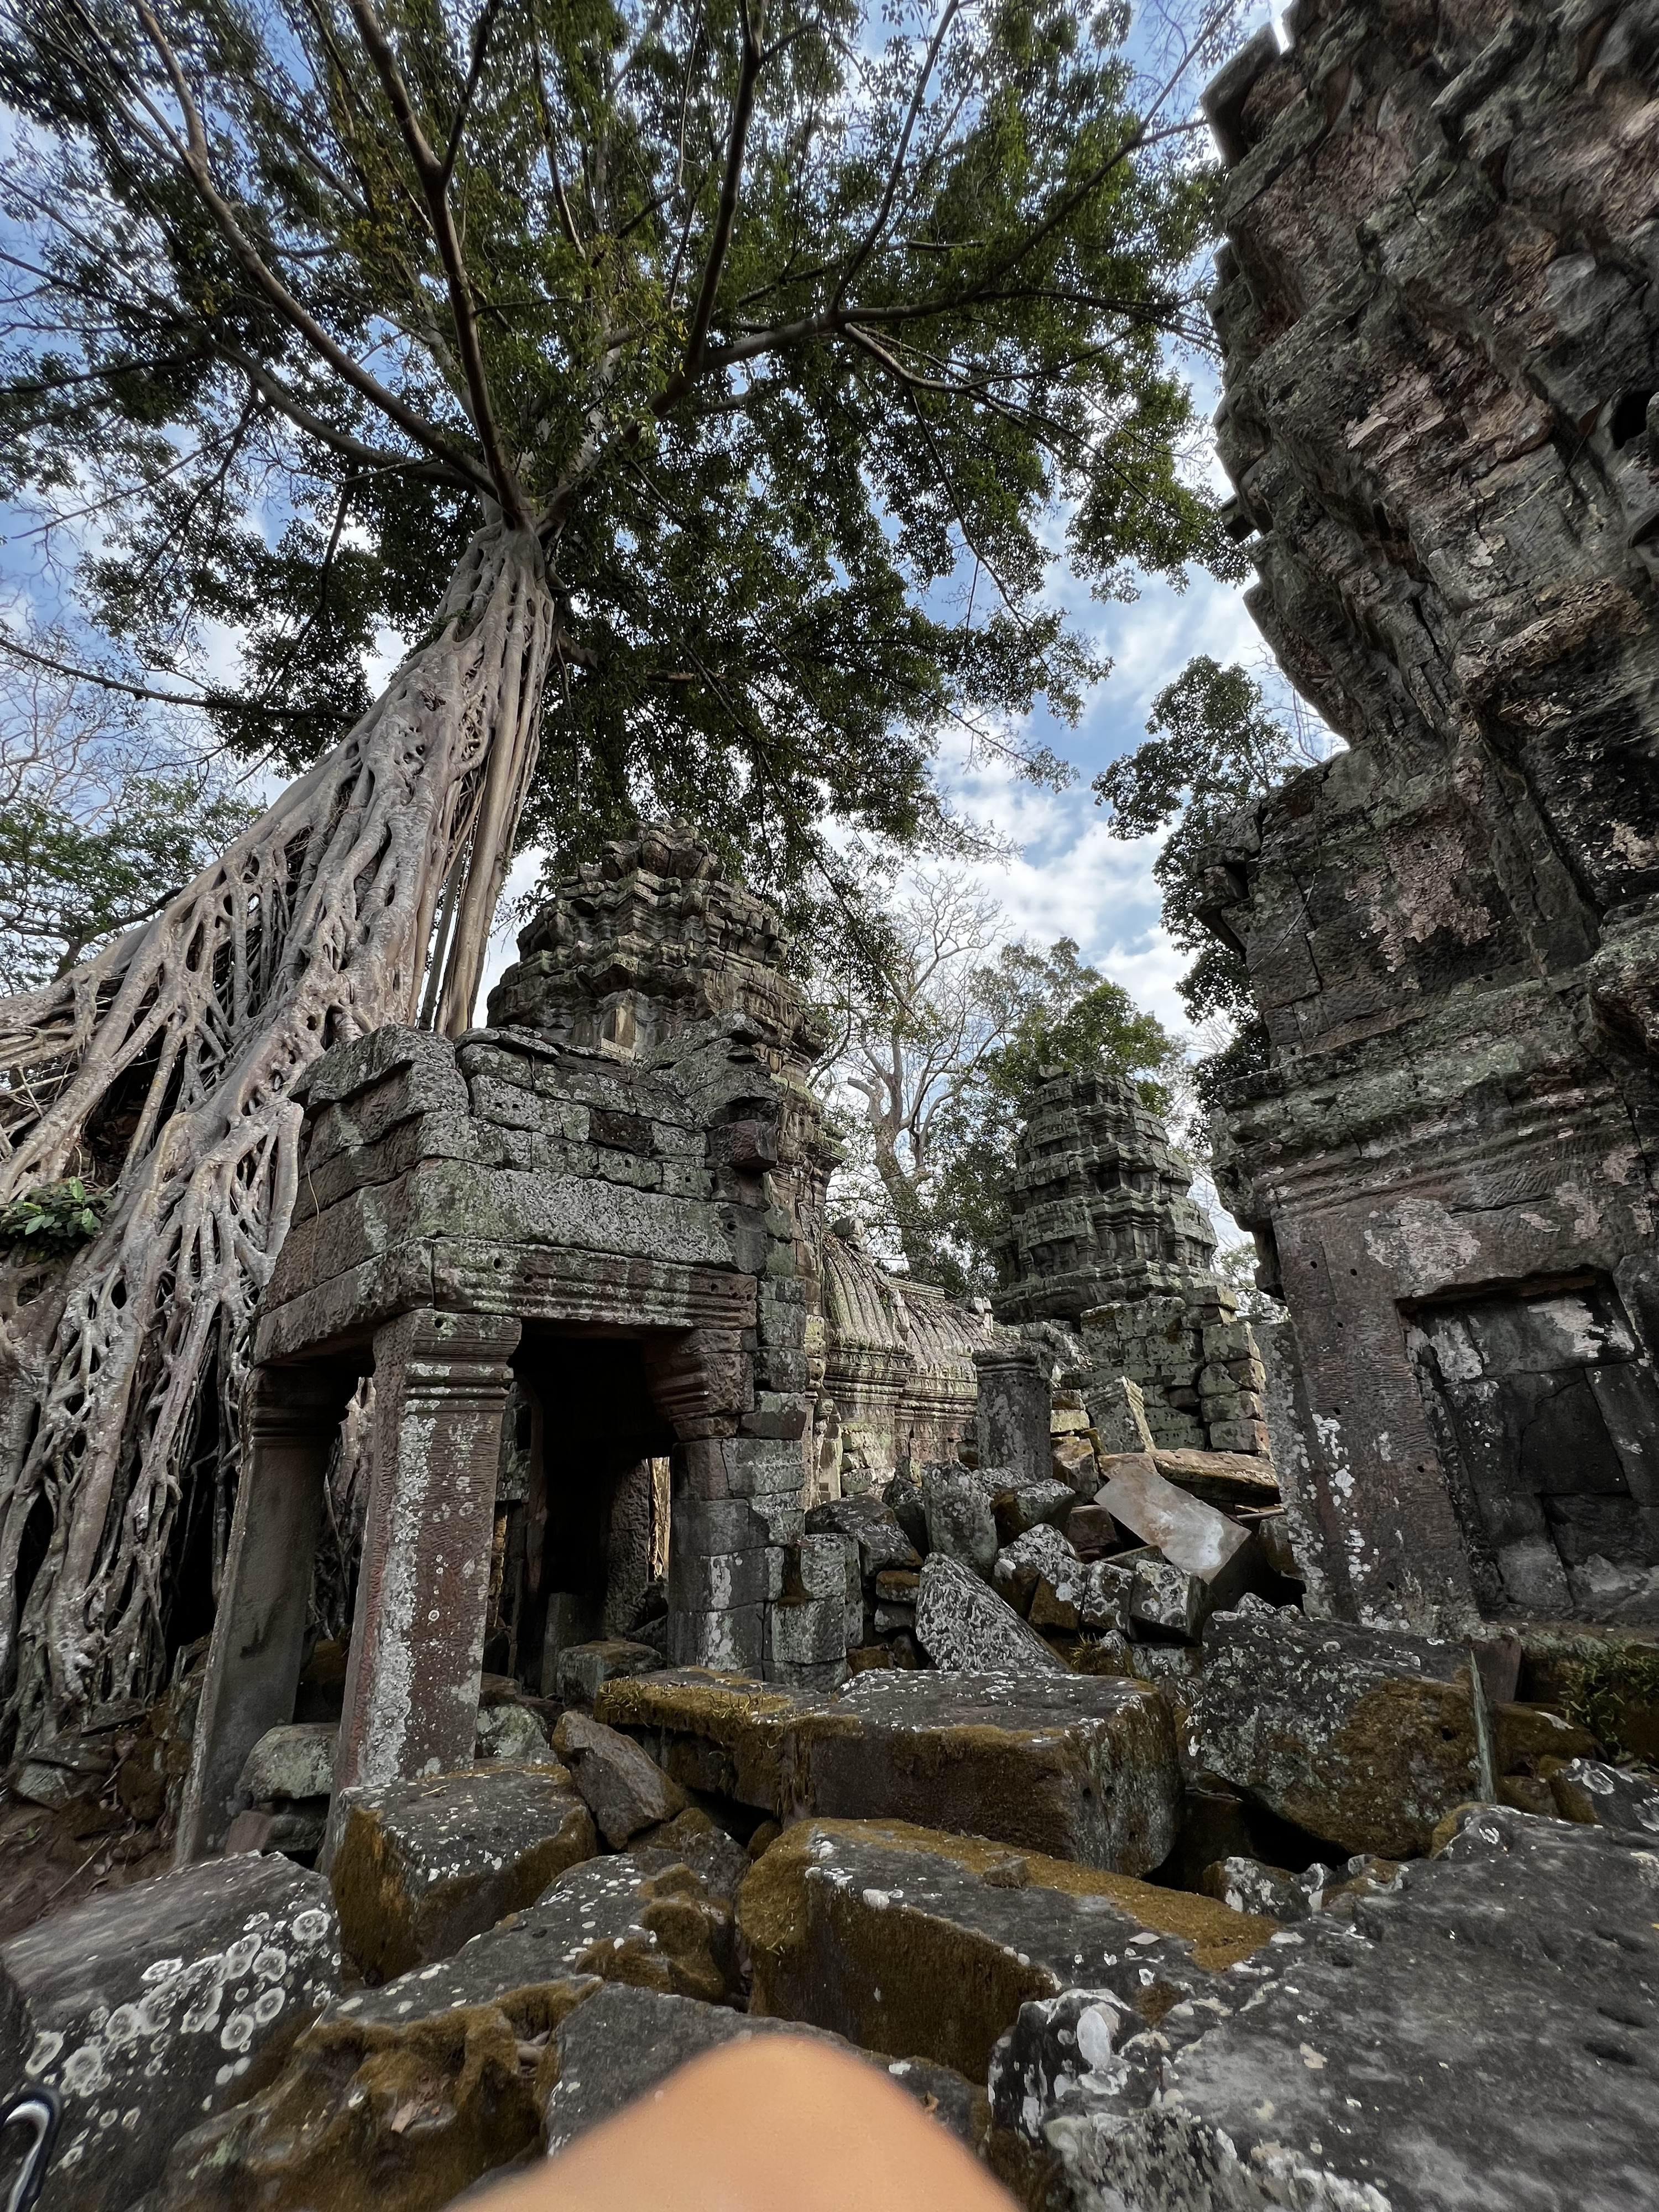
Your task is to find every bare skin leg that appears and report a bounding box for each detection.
[480,2033,1019,2212]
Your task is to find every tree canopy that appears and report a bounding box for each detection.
[1092,653,1332,1105]
[0,0,1241,901]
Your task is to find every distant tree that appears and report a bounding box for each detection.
[825,876,1179,1291]
[0,658,255,993]
[1092,654,1334,1107]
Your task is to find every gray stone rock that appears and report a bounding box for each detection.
[742,1818,1275,2081]
[542,1983,984,2159]
[1091,1375,1155,1455]
[1127,1554,1212,1644]
[234,1720,337,1806]
[330,1764,596,1980]
[1050,1555,1134,1636]
[1188,1608,1482,1857]
[1549,1757,1659,1838]
[993,1524,1082,1614]
[552,1710,687,1846]
[787,1669,1183,1872]
[914,1554,1066,1673]
[1025,1809,1659,2212]
[0,1853,338,2212]
[920,1464,998,1576]
[1199,1855,1329,1923]
[474,1704,555,1764]
[554,1639,664,1709]
[804,1494,920,1580]
[991,1479,1078,1543]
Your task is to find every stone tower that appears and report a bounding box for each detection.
[1199,0,1659,1626]
[992,1070,1217,1325]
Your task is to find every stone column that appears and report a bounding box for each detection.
[324,1308,520,1858]
[176,1366,349,1863]
[973,1341,1051,1487]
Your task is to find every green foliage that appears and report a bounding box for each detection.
[1093,654,1327,1107]
[0,1176,107,1253]
[1561,1646,1659,1766]
[0,0,1247,901]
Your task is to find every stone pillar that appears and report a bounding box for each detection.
[972,1341,1050,1487]
[176,1366,349,1863]
[324,1308,520,1858]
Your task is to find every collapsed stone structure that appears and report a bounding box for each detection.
[993,1071,1272,1459]
[1201,0,1659,1627]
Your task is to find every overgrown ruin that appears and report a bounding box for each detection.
[2,2,1659,2206]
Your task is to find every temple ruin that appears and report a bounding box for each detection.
[4,5,1659,2208]
[1201,0,1659,1629]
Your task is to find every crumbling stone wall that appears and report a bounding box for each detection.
[1201,0,1659,1627]
[1079,1294,1270,1457]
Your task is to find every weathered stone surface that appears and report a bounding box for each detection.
[474,1705,555,1764]
[920,1464,998,1575]
[236,1723,337,1806]
[1549,1757,1659,1838]
[1127,1556,1213,1645]
[805,1493,920,1578]
[152,1834,756,2212]
[991,1478,1078,1544]
[552,1640,662,1709]
[1018,1809,1659,2212]
[551,1711,687,1846]
[993,1073,1219,1326]
[1090,1376,1155,1456]
[993,1524,1082,1614]
[786,1670,1182,1872]
[740,1819,1276,2080]
[540,1981,984,2159]
[592,1668,804,1812]
[1202,0,1659,1630]
[1188,1609,1483,1858]
[0,1853,338,2212]
[914,1554,1067,1674]
[330,1765,596,1981]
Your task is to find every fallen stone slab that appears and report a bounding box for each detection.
[236,1721,337,1805]
[551,1711,687,1845]
[541,1981,984,2160]
[553,1639,663,1709]
[592,1668,805,1812]
[786,1668,1182,1872]
[1188,1606,1484,1857]
[1013,1808,1659,2212]
[740,1818,1276,2082]
[804,1495,920,1580]
[1548,1756,1659,1837]
[920,1464,998,1575]
[914,1554,1067,1674]
[1097,1459,1253,1588]
[992,1524,1081,1614]
[990,1479,1077,1545]
[1124,1448,1280,1513]
[474,1704,555,1764]
[153,1830,753,2212]
[0,1852,338,2212]
[330,1764,596,1981]
[1127,1554,1212,1644]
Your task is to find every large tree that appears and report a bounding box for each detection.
[0,0,1239,1746]
[826,873,1178,1291]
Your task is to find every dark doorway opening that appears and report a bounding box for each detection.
[485,1332,675,1691]
[1402,1272,1659,1620]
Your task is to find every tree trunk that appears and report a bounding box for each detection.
[870,1129,941,1286]
[0,525,553,1752]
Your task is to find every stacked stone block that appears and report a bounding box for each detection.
[1078,1291,1269,1458]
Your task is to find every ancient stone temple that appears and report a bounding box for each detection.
[178,825,940,1859]
[1199,0,1659,1626]
[993,1072,1271,1458]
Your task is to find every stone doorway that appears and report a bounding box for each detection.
[486,1333,675,1693]
[1402,1274,1659,1619]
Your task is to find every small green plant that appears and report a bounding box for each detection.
[0,1177,107,1255]
[1561,1644,1659,1765]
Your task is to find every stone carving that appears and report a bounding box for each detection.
[1199,0,1659,1626]
[992,1071,1217,1323]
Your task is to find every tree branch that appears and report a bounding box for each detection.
[834,0,964,308]
[672,0,765,390]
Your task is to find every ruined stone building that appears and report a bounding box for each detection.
[178,826,978,1858]
[994,1071,1273,1459]
[1199,0,1659,1627]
